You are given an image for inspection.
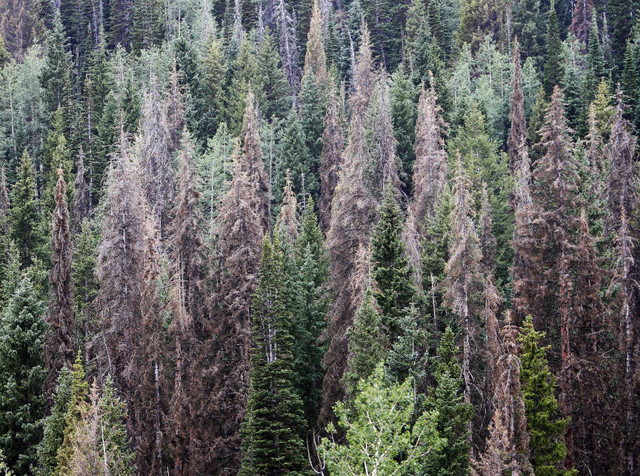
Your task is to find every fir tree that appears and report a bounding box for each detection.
[422,328,473,476]
[139,76,174,239]
[206,89,270,474]
[239,235,307,475]
[318,80,344,232]
[303,0,328,86]
[0,276,47,473]
[343,288,386,398]
[543,1,564,97]
[518,316,573,476]
[168,131,208,474]
[390,67,418,190]
[371,189,416,342]
[299,70,326,186]
[409,80,448,234]
[40,12,72,118]
[442,158,484,415]
[513,87,613,473]
[46,169,76,390]
[321,27,380,423]
[36,367,73,475]
[276,108,314,204]
[10,150,45,268]
[477,318,533,476]
[292,196,328,426]
[257,31,293,121]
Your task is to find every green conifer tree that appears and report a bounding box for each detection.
[0,276,47,473]
[299,71,326,190]
[371,189,417,342]
[239,235,307,475]
[343,288,386,398]
[10,151,46,268]
[518,316,574,476]
[293,197,329,426]
[36,367,73,475]
[543,1,564,97]
[276,109,314,204]
[422,327,473,476]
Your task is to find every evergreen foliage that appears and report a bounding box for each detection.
[240,235,307,475]
[0,276,47,473]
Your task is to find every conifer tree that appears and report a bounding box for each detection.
[606,94,640,473]
[194,35,227,143]
[318,80,344,232]
[343,288,386,398]
[583,13,605,110]
[513,87,613,473]
[72,219,99,348]
[256,31,293,121]
[42,108,73,215]
[508,39,528,177]
[40,12,72,118]
[303,0,328,87]
[46,169,76,389]
[477,318,533,476]
[168,131,208,475]
[37,367,73,475]
[276,108,314,204]
[442,159,484,412]
[409,81,448,234]
[0,276,47,473]
[206,90,270,474]
[239,235,307,475]
[299,70,326,189]
[543,1,564,97]
[10,150,45,268]
[53,353,87,474]
[605,92,637,233]
[95,130,156,471]
[139,77,174,239]
[389,67,418,187]
[293,196,329,425]
[322,27,381,423]
[371,189,416,343]
[422,327,473,476]
[71,149,91,234]
[518,316,573,476]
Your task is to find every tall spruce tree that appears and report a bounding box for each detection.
[477,318,533,476]
[318,80,344,232]
[442,158,484,429]
[239,235,307,475]
[293,196,329,426]
[167,131,209,475]
[543,1,564,97]
[513,87,613,473]
[343,287,386,398]
[10,150,45,269]
[371,189,417,344]
[46,169,75,390]
[206,89,270,474]
[422,327,473,475]
[0,276,47,473]
[518,316,573,476]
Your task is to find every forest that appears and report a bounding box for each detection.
[0,0,639,474]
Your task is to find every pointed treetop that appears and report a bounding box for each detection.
[303,0,328,85]
[276,171,300,244]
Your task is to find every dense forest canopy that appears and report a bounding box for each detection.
[0,0,639,474]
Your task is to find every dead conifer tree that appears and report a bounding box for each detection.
[46,168,76,391]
